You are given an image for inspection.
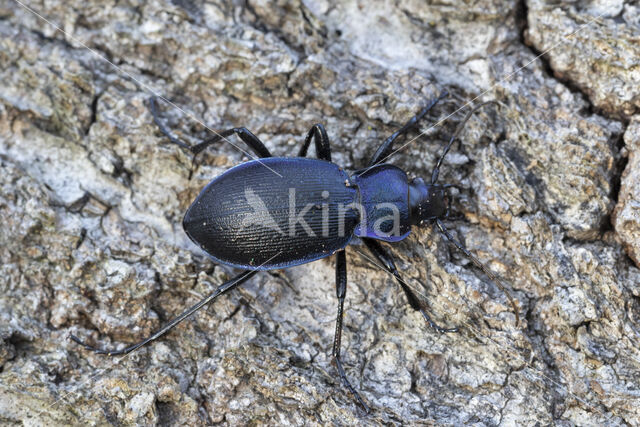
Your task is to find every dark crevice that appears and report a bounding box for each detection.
[67,192,91,213]
[524,300,536,335]
[110,153,133,188]
[75,227,87,250]
[49,369,64,385]
[299,4,327,40]
[129,60,169,82]
[287,353,310,369]
[518,0,632,123]
[242,1,306,59]
[523,44,593,115]
[610,129,629,205]
[170,0,203,23]
[89,42,172,85]
[223,304,242,322]
[202,264,216,277]
[30,28,76,52]
[267,270,299,295]
[156,401,178,427]
[84,94,99,136]
[626,298,640,346]
[514,0,528,45]
[602,132,629,236]
[7,333,31,357]
[574,320,592,331]
[148,304,169,329]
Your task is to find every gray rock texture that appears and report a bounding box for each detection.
[526,0,640,120]
[1,0,639,425]
[614,117,640,267]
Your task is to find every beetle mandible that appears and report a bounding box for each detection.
[72,92,520,412]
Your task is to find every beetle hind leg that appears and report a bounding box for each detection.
[332,250,370,412]
[70,270,258,356]
[362,238,459,333]
[149,97,272,159]
[149,96,193,151]
[298,123,332,161]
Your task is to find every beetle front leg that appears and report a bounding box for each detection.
[368,91,447,167]
[430,100,498,184]
[362,238,458,333]
[332,250,370,412]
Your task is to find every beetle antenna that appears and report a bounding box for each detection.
[435,219,520,327]
[431,100,498,184]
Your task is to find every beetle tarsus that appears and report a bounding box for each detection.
[334,355,370,413]
[69,334,96,351]
[149,97,272,159]
[299,123,332,160]
[191,127,272,158]
[69,334,126,356]
[149,96,192,151]
[332,250,370,412]
[418,308,459,333]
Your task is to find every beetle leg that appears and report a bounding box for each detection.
[367,91,448,167]
[149,97,272,159]
[435,219,520,327]
[298,123,331,161]
[149,97,193,151]
[362,238,458,333]
[332,250,370,412]
[70,270,258,356]
[190,127,272,158]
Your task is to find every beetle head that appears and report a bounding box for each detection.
[409,177,449,225]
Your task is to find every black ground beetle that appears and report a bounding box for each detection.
[72,92,520,412]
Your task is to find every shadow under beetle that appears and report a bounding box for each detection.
[72,92,520,412]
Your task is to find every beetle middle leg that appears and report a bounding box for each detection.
[362,238,458,333]
[149,97,272,158]
[332,249,370,412]
[367,91,448,167]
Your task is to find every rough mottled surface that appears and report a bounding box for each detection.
[614,117,640,267]
[526,0,640,120]
[1,0,639,425]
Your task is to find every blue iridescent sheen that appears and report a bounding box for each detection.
[351,164,411,242]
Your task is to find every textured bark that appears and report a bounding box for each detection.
[1,0,639,425]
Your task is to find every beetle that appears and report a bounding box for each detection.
[71,92,519,412]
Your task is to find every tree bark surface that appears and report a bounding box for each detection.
[1,0,639,425]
